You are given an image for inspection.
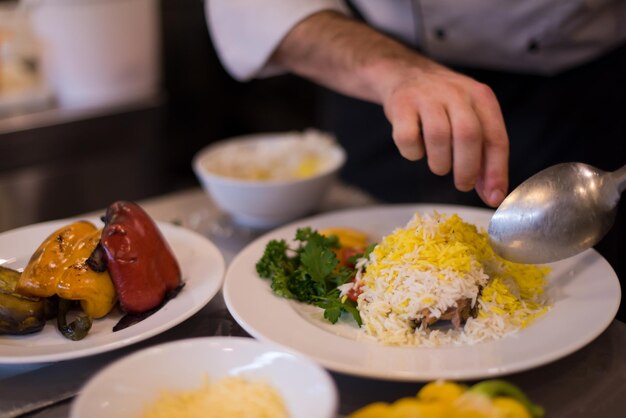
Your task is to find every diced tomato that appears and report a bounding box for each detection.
[346,276,362,302]
[338,246,365,269]
[336,246,365,302]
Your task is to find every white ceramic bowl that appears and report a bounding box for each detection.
[192,130,346,228]
[70,337,338,418]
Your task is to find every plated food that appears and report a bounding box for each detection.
[257,211,550,347]
[223,204,621,380]
[70,337,338,418]
[355,211,549,347]
[1,201,182,341]
[0,211,224,364]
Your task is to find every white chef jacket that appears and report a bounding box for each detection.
[206,0,626,81]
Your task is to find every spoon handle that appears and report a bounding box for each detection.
[613,164,626,193]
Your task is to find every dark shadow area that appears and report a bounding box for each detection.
[0,0,321,230]
[158,0,321,190]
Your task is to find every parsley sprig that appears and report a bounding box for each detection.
[256,227,362,326]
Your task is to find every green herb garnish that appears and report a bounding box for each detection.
[256,227,362,326]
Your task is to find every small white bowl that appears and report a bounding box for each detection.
[70,337,338,418]
[192,130,346,228]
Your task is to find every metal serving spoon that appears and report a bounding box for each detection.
[488,163,626,264]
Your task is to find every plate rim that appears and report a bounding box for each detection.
[0,217,225,364]
[223,203,621,381]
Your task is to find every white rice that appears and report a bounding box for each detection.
[202,129,339,181]
[350,211,550,347]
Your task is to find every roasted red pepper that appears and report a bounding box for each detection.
[100,201,182,314]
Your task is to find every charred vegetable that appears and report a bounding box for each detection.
[17,221,116,320]
[56,228,116,319]
[113,282,185,332]
[101,201,182,314]
[57,298,92,341]
[0,266,49,335]
[18,221,95,297]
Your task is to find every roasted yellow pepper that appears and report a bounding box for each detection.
[319,227,369,249]
[349,380,543,418]
[17,221,116,319]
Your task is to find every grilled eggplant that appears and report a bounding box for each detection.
[0,266,49,335]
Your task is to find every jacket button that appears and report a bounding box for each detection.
[434,28,446,40]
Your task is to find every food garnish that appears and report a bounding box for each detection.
[349,380,544,418]
[256,227,365,325]
[256,211,550,347]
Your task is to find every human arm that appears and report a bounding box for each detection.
[206,0,349,80]
[270,11,509,207]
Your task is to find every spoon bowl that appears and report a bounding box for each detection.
[488,163,626,264]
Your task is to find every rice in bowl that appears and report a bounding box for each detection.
[350,211,550,347]
[199,129,341,182]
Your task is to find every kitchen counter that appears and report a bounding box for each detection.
[0,184,624,417]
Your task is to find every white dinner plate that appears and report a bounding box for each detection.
[71,337,338,418]
[0,217,225,364]
[224,204,622,381]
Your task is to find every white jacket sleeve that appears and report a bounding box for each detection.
[206,0,349,81]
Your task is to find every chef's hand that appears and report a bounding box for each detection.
[271,11,509,207]
[381,60,509,207]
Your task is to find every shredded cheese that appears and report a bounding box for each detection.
[140,376,290,418]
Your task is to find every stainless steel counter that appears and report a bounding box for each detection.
[1,185,625,417]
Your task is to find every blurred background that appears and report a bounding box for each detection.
[0,0,322,232]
